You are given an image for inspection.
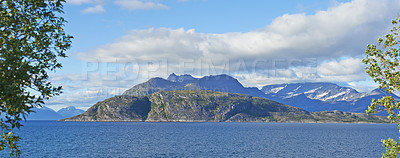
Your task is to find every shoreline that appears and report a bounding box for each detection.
[56,119,391,124]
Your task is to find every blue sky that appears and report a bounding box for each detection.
[47,0,400,110]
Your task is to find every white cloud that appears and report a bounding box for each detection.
[66,0,95,5]
[315,58,368,82]
[317,58,368,82]
[114,0,168,11]
[317,58,364,76]
[81,4,105,14]
[67,0,105,5]
[234,73,300,88]
[66,0,106,13]
[80,0,400,65]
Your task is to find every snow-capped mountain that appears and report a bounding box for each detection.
[262,82,365,102]
[261,82,398,113]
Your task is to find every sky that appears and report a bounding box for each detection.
[46,0,400,111]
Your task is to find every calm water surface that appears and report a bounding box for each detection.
[0,121,398,157]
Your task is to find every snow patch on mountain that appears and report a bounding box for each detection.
[284,93,302,98]
[293,86,301,92]
[269,86,286,93]
[323,91,348,101]
[313,92,329,100]
[304,87,322,94]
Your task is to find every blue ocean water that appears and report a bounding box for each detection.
[0,121,398,157]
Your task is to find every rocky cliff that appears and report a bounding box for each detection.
[64,96,151,121]
[61,90,388,123]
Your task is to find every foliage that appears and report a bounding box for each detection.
[0,0,72,156]
[363,17,400,158]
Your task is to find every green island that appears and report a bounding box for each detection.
[61,90,388,123]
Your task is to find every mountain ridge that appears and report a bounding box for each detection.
[19,106,86,120]
[123,73,397,113]
[123,74,267,98]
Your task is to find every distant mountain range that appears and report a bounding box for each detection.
[123,73,397,113]
[57,106,86,118]
[261,82,399,113]
[28,106,64,120]
[27,106,85,120]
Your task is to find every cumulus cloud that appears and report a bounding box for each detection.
[315,57,367,82]
[317,58,364,76]
[81,4,105,13]
[80,0,399,65]
[114,0,168,11]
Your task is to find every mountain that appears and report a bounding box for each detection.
[123,74,267,98]
[57,106,85,118]
[61,90,387,123]
[260,82,399,113]
[123,74,395,114]
[28,106,64,120]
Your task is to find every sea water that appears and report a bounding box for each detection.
[0,121,398,157]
